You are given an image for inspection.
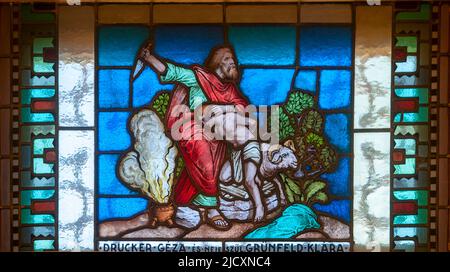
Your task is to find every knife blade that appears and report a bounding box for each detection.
[132,59,145,81]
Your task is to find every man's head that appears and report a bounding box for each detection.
[205,46,239,83]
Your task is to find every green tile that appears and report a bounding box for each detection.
[394,209,428,225]
[21,209,54,224]
[396,4,431,21]
[396,37,417,53]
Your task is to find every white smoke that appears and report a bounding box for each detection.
[118,110,178,204]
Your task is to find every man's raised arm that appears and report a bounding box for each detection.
[139,43,198,90]
[139,42,167,75]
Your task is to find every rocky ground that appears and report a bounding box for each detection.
[99,207,350,240]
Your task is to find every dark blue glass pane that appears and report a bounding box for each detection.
[98,154,137,195]
[99,26,149,66]
[321,157,350,197]
[98,197,148,222]
[228,26,296,66]
[294,70,316,92]
[319,70,351,110]
[154,26,224,65]
[99,69,130,109]
[300,26,352,67]
[324,113,350,153]
[240,69,295,105]
[98,112,131,151]
[133,67,173,108]
[313,200,350,224]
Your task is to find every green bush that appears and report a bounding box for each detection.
[278,107,295,141]
[275,91,338,207]
[281,174,328,206]
[151,92,170,119]
[284,91,314,116]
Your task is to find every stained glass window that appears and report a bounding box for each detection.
[0,1,448,253]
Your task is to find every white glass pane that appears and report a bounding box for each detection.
[58,130,95,251]
[353,132,390,251]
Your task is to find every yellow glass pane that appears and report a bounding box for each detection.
[153,4,222,24]
[99,5,150,24]
[226,5,297,23]
[300,4,352,23]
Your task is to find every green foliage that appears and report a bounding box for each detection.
[320,146,337,169]
[294,132,333,159]
[174,156,185,179]
[151,92,170,119]
[306,132,324,148]
[280,174,328,206]
[300,110,323,134]
[303,180,327,202]
[309,191,328,204]
[271,92,317,143]
[275,90,338,208]
[282,174,302,203]
[278,107,295,141]
[284,91,314,116]
[293,119,337,173]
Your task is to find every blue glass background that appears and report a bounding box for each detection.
[319,70,351,110]
[97,25,353,224]
[98,154,137,195]
[98,112,131,152]
[98,26,150,66]
[154,25,224,65]
[229,26,297,66]
[240,69,295,105]
[99,69,130,108]
[313,200,350,224]
[300,26,352,67]
[320,157,350,197]
[294,70,316,92]
[324,113,350,153]
[99,198,148,222]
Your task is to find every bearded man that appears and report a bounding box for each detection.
[140,44,250,230]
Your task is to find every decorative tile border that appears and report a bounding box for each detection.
[392,2,433,252]
[18,3,58,252]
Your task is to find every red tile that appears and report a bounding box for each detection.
[394,100,417,113]
[43,48,57,63]
[394,47,407,62]
[393,150,405,164]
[44,150,56,163]
[393,202,418,215]
[32,201,55,213]
[32,101,55,111]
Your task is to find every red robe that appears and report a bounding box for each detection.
[166,65,249,205]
